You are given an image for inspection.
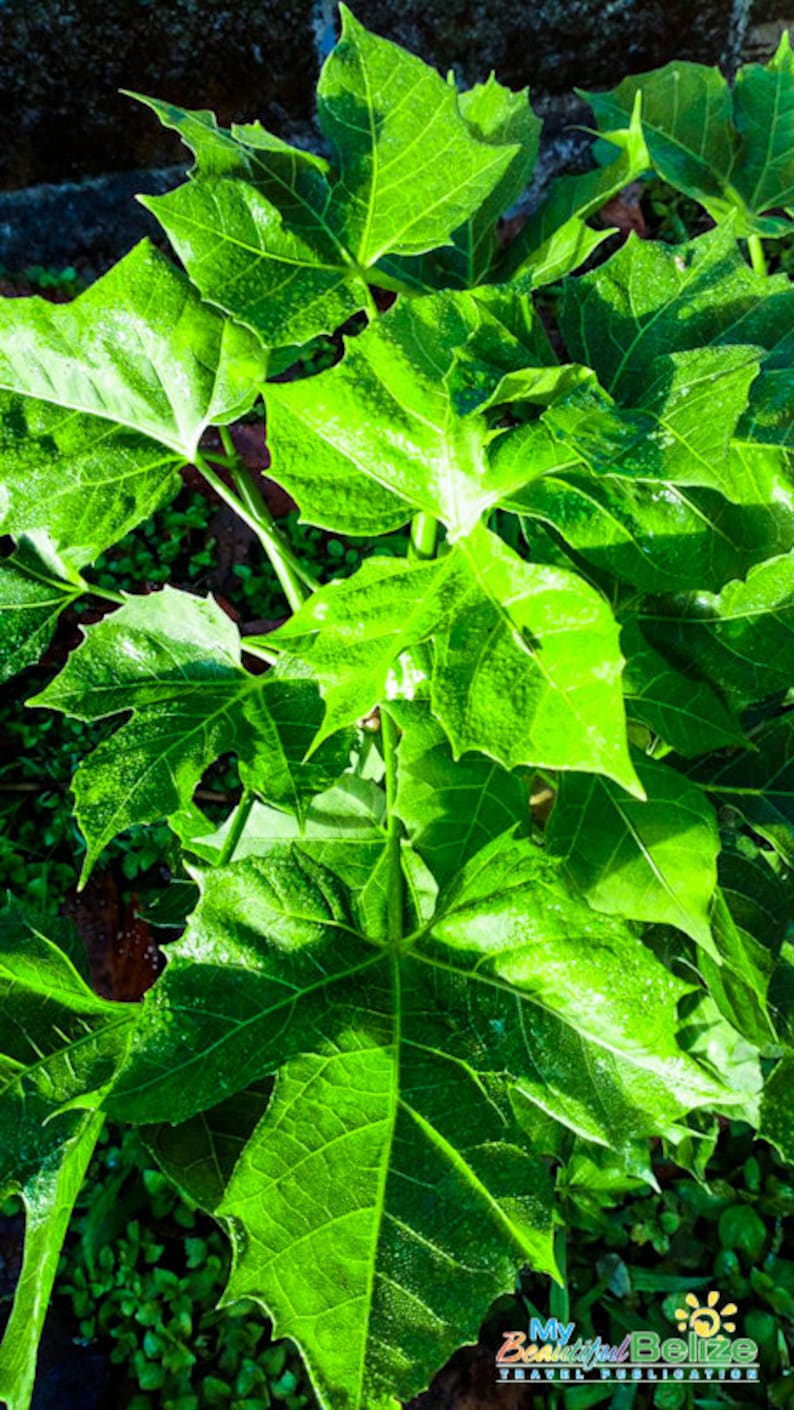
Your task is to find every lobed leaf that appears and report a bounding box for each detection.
[105,835,734,1408]
[31,588,349,880]
[0,907,136,1410]
[620,616,745,757]
[0,242,266,569]
[547,755,720,952]
[140,9,528,349]
[500,94,649,287]
[586,37,794,238]
[265,286,573,538]
[270,525,639,791]
[0,534,84,682]
[689,714,794,862]
[640,552,794,706]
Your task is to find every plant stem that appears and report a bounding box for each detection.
[381,708,403,946]
[748,233,767,277]
[218,425,237,460]
[409,511,438,561]
[549,1226,570,1326]
[84,582,126,606]
[241,638,280,665]
[365,268,425,299]
[194,451,312,613]
[217,789,255,866]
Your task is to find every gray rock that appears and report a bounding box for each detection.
[0,166,184,268]
[0,0,753,193]
[352,0,752,98]
[0,0,318,189]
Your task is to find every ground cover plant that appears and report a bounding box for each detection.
[2,10,794,1408]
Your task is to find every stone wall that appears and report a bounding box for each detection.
[0,0,753,192]
[0,0,318,189]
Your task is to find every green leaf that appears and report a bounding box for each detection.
[142,175,369,350]
[0,242,266,568]
[174,773,390,938]
[586,38,794,237]
[318,7,517,267]
[501,94,649,286]
[265,287,572,537]
[0,1111,104,1410]
[509,442,794,594]
[271,526,639,791]
[430,525,639,790]
[132,94,365,349]
[142,1081,272,1214]
[266,556,445,741]
[641,552,794,705]
[430,835,734,1129]
[689,714,794,861]
[107,837,730,1408]
[381,75,541,290]
[621,616,745,756]
[543,346,761,503]
[0,906,135,1410]
[699,849,783,1048]
[0,534,84,682]
[31,588,348,879]
[760,1055,794,1162]
[559,222,794,400]
[547,755,720,951]
[140,11,522,347]
[392,701,530,887]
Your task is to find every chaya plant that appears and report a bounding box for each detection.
[2,10,794,1408]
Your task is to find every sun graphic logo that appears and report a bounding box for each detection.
[675,1290,738,1340]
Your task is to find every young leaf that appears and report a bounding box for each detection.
[265,287,572,537]
[547,755,720,952]
[500,94,649,287]
[271,526,639,792]
[266,556,445,741]
[586,38,794,237]
[31,589,347,879]
[0,242,266,567]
